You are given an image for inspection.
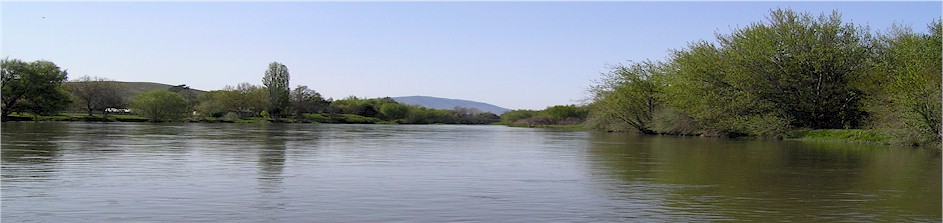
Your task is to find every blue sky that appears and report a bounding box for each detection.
[3,2,940,110]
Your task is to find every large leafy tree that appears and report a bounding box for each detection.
[263,62,290,118]
[662,41,754,134]
[67,76,127,116]
[1,58,71,117]
[131,89,189,122]
[866,21,942,143]
[590,61,664,134]
[718,9,872,129]
[378,102,410,120]
[289,85,329,117]
[659,9,871,136]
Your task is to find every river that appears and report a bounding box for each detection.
[2,122,939,222]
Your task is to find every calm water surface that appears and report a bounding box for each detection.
[2,122,940,222]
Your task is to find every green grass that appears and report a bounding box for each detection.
[333,114,381,124]
[508,124,586,130]
[787,129,891,144]
[302,113,333,123]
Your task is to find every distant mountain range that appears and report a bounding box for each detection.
[392,96,510,115]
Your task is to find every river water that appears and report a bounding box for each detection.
[2,122,939,222]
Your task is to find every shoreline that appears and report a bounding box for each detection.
[4,114,937,149]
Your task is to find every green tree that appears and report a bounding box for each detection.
[658,9,869,136]
[590,61,664,134]
[66,76,127,116]
[1,58,70,117]
[542,105,589,121]
[866,21,942,144]
[21,87,72,116]
[379,102,410,120]
[201,83,269,117]
[131,90,189,122]
[499,109,538,124]
[263,62,290,118]
[290,85,329,117]
[662,41,767,136]
[196,90,238,117]
[168,84,199,110]
[240,83,270,116]
[718,9,872,129]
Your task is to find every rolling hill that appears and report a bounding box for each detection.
[117,82,205,96]
[392,96,510,115]
[62,81,207,98]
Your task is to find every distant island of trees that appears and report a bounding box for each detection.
[2,9,939,146]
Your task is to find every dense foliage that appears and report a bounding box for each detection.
[590,9,941,145]
[130,90,189,122]
[500,105,588,127]
[263,62,291,118]
[1,58,71,117]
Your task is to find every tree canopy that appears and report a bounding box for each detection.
[263,62,290,118]
[589,9,941,144]
[1,58,71,117]
[67,76,127,116]
[131,90,189,122]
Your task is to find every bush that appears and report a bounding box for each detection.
[511,116,556,127]
[651,108,701,135]
[303,113,332,123]
[130,90,189,122]
[223,112,241,122]
[335,114,380,124]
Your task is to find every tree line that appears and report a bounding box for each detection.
[499,105,589,127]
[588,9,941,145]
[0,61,501,124]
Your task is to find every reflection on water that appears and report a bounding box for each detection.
[1,122,940,222]
[586,133,941,222]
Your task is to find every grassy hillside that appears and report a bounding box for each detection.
[63,81,207,98]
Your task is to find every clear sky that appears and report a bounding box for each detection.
[3,1,940,110]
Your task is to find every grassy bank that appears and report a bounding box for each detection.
[506,124,586,130]
[786,129,892,144]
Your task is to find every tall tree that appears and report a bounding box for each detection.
[263,62,290,118]
[67,76,127,116]
[1,58,70,117]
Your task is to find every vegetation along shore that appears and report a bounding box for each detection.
[2,9,939,147]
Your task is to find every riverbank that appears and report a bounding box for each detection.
[786,129,891,144]
[785,129,942,149]
[5,113,936,148]
[3,113,454,125]
[0,113,378,124]
[504,124,586,130]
